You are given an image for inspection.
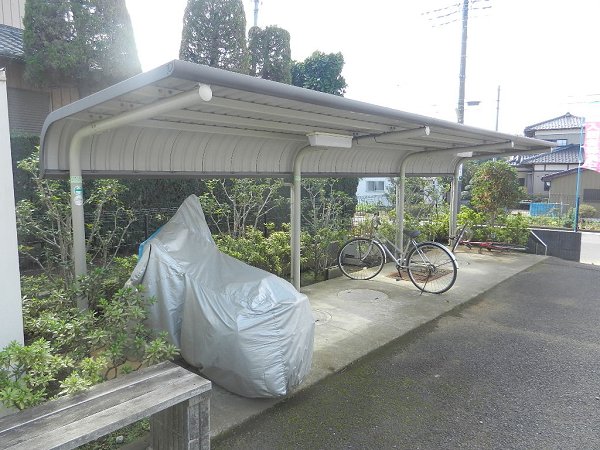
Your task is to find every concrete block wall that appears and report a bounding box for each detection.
[528,228,581,261]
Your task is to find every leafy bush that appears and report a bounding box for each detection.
[16,148,136,284]
[1,268,178,411]
[470,160,524,231]
[457,207,529,244]
[579,204,597,219]
[419,212,450,242]
[496,213,530,245]
[215,224,291,277]
[301,227,349,278]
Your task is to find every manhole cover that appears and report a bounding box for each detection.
[337,288,388,301]
[312,309,332,325]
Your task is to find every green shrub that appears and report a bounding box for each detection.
[1,268,178,411]
[301,227,349,279]
[496,213,530,245]
[579,204,597,219]
[215,224,291,277]
[16,149,136,284]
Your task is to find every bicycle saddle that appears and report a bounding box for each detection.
[403,230,421,238]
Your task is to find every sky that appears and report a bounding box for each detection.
[125,0,600,135]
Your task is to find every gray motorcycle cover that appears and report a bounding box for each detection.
[128,195,314,397]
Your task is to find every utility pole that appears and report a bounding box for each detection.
[495,84,501,131]
[456,0,469,124]
[253,0,259,27]
[423,0,491,125]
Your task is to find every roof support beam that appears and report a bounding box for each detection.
[353,126,430,146]
[449,158,466,243]
[291,145,311,290]
[69,85,213,309]
[291,134,352,290]
[452,140,514,154]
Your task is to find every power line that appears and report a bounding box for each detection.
[421,0,493,124]
[422,0,491,27]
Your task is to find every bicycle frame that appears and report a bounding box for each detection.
[367,233,415,268]
[338,220,459,293]
[368,230,457,270]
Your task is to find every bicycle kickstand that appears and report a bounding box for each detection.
[395,264,403,282]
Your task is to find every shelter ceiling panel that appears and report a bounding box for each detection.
[130,128,182,172]
[404,153,463,176]
[300,147,403,176]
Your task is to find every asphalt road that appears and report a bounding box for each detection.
[581,232,600,265]
[212,258,600,450]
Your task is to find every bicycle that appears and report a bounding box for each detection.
[337,215,458,294]
[450,223,527,253]
[449,222,471,253]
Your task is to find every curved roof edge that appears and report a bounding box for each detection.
[40,60,555,179]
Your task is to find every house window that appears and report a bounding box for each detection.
[543,181,551,191]
[555,139,568,146]
[583,189,600,202]
[518,178,525,186]
[366,180,385,192]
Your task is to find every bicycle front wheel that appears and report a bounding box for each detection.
[407,242,457,294]
[338,238,385,280]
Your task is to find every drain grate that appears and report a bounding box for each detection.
[312,309,332,325]
[337,288,388,302]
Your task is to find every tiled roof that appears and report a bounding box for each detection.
[524,112,585,136]
[0,24,23,60]
[541,167,589,182]
[520,144,580,165]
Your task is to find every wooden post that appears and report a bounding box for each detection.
[151,391,210,449]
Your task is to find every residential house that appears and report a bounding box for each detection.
[541,168,600,214]
[513,113,584,197]
[356,177,393,206]
[517,112,600,213]
[523,112,584,145]
[0,2,79,136]
[516,144,581,197]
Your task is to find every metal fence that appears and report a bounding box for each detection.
[353,177,452,240]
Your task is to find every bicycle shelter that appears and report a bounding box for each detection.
[39,60,553,303]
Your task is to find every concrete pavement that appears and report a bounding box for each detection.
[212,258,600,449]
[125,248,547,448]
[580,231,600,265]
[208,249,546,438]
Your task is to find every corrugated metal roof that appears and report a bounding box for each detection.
[520,144,580,165]
[524,112,584,136]
[40,60,554,179]
[0,24,23,60]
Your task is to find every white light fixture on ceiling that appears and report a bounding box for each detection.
[306,132,353,148]
[198,84,213,102]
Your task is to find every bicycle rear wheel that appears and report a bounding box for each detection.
[338,238,385,280]
[407,242,457,293]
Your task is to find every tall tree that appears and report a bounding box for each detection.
[23,0,80,87]
[179,0,249,74]
[248,25,292,84]
[291,51,347,96]
[73,0,142,92]
[23,0,141,93]
[470,160,524,233]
